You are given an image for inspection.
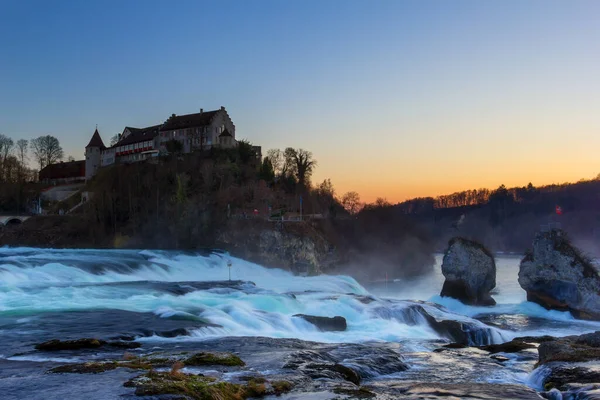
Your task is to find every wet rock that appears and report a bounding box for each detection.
[283,345,407,386]
[107,341,141,349]
[479,339,536,354]
[441,237,496,306]
[538,331,600,365]
[542,365,600,391]
[35,338,106,351]
[283,349,361,384]
[518,229,600,320]
[35,337,141,351]
[183,351,245,367]
[328,344,408,378]
[49,362,119,374]
[367,381,543,399]
[293,314,347,331]
[375,303,498,346]
[490,354,510,362]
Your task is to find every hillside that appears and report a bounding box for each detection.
[392,179,600,255]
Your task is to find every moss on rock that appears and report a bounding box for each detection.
[183,352,245,367]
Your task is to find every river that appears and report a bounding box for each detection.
[0,248,598,399]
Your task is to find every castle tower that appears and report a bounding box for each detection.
[85,128,105,181]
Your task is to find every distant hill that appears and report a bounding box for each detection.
[389,178,600,256]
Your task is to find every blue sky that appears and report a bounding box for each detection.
[1,1,599,201]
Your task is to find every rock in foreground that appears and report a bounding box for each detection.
[538,331,600,365]
[440,237,496,306]
[518,229,600,320]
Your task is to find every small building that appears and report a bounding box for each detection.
[39,160,85,185]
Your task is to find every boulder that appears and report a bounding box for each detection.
[440,237,496,306]
[518,229,600,320]
[293,314,347,331]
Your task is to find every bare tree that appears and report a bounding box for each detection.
[293,148,316,187]
[16,139,28,165]
[110,134,120,146]
[266,149,284,176]
[31,135,63,170]
[16,139,28,181]
[0,134,14,181]
[67,155,75,162]
[342,191,362,215]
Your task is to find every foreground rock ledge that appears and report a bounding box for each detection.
[518,229,600,320]
[440,237,496,306]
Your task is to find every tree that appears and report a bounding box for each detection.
[110,134,120,146]
[317,179,335,198]
[258,157,275,183]
[165,139,183,154]
[0,134,14,181]
[292,148,317,187]
[16,139,28,182]
[67,156,76,162]
[374,197,391,208]
[283,148,297,177]
[31,135,63,170]
[236,140,256,164]
[16,139,27,166]
[342,191,362,214]
[266,149,284,177]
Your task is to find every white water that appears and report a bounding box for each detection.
[0,248,599,345]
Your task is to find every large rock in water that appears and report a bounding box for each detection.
[293,314,347,331]
[440,237,496,306]
[518,229,600,320]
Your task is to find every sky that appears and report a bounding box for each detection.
[1,0,599,203]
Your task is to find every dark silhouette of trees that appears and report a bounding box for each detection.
[341,191,362,215]
[31,135,63,170]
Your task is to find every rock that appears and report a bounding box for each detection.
[217,220,332,275]
[374,303,498,345]
[490,355,510,362]
[35,338,106,351]
[49,362,119,374]
[293,314,347,331]
[35,337,141,351]
[367,381,544,399]
[183,351,245,367]
[107,340,141,349]
[479,340,536,354]
[542,365,600,391]
[518,229,600,320]
[538,331,600,365]
[441,237,496,306]
[282,346,407,386]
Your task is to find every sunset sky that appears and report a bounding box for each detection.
[1,1,599,203]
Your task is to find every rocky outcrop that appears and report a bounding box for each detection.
[518,229,600,320]
[440,237,496,306]
[293,315,347,331]
[35,338,141,351]
[537,331,600,365]
[217,220,333,275]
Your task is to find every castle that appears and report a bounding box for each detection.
[40,106,250,184]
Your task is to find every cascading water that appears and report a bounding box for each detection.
[2,247,600,400]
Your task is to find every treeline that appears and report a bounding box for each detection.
[380,178,600,255]
[0,133,66,213]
